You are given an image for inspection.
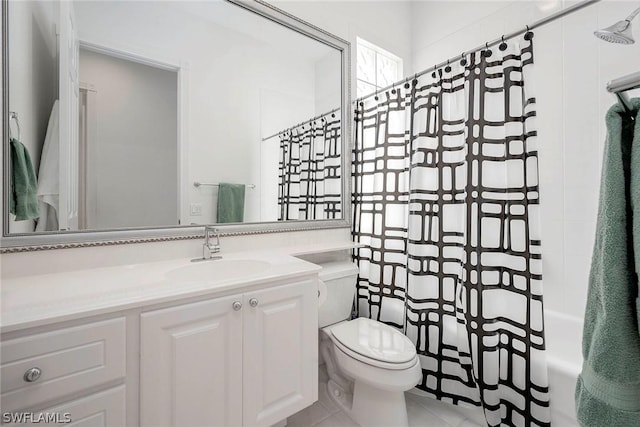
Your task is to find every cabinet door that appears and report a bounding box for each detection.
[243,281,318,427]
[140,296,243,427]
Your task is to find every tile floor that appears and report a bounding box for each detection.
[288,365,485,427]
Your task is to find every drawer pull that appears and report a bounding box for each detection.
[23,367,42,383]
[232,301,242,311]
[249,298,259,308]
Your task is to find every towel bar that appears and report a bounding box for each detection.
[194,182,256,189]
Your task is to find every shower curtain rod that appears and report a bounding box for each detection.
[355,0,602,104]
[261,107,340,142]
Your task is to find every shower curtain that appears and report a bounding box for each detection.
[278,110,342,220]
[352,36,550,427]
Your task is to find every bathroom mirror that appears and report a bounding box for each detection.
[1,0,351,250]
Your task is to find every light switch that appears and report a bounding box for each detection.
[190,203,203,216]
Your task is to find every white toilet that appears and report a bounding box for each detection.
[317,261,422,427]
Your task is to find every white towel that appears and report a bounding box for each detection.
[35,100,59,231]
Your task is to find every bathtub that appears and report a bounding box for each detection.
[544,310,584,427]
[406,310,584,426]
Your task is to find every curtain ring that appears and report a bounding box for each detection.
[499,35,508,51]
[445,59,451,73]
[524,24,534,40]
[484,41,492,57]
[460,52,467,66]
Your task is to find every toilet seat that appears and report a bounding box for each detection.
[331,337,419,370]
[329,318,418,370]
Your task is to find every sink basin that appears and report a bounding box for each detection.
[165,259,271,283]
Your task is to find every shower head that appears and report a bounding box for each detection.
[594,20,634,44]
[594,6,640,44]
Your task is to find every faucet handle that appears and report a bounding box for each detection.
[204,226,218,239]
[204,226,221,252]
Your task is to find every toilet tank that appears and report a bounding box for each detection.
[317,261,359,328]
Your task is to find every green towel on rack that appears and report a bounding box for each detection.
[9,138,39,221]
[216,183,245,223]
[575,98,640,426]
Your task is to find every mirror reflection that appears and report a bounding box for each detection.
[6,0,343,235]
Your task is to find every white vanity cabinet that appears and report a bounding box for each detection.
[2,251,326,427]
[140,279,318,427]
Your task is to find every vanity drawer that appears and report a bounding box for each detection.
[2,385,126,427]
[1,318,126,412]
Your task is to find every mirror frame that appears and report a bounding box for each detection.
[0,0,352,252]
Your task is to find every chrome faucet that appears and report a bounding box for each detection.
[202,226,221,260]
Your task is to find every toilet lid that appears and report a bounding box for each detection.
[330,318,417,364]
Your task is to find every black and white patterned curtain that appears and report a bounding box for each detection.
[278,111,342,220]
[352,36,550,427]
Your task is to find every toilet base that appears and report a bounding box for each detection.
[352,380,410,427]
[327,377,410,427]
[327,379,353,411]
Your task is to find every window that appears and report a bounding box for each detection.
[356,38,403,98]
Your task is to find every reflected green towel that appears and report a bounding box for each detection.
[575,98,640,426]
[217,183,245,223]
[9,138,39,221]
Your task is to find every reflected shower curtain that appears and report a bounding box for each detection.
[352,37,550,426]
[278,111,342,220]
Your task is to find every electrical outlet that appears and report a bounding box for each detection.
[190,203,203,216]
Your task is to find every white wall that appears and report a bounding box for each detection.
[410,0,640,321]
[8,0,58,233]
[274,0,415,99]
[79,49,178,229]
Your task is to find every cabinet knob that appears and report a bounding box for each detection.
[249,298,259,308]
[232,301,243,311]
[23,367,42,383]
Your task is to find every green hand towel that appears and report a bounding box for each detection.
[216,183,245,223]
[9,138,39,221]
[575,98,640,426]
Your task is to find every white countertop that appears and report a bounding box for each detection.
[0,243,364,333]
